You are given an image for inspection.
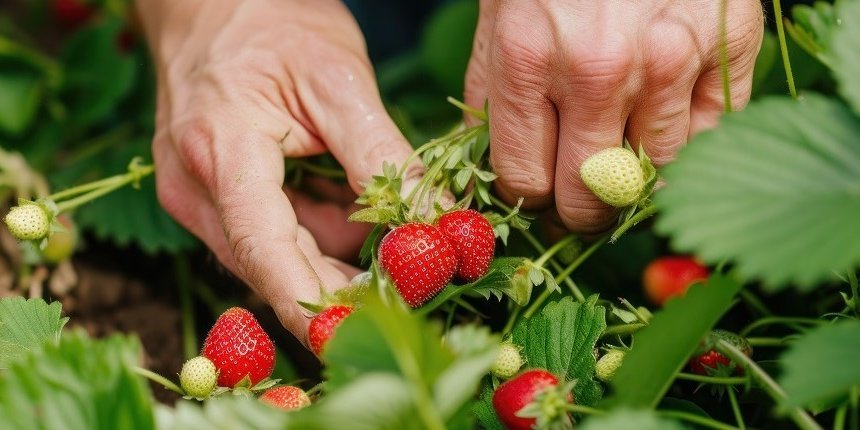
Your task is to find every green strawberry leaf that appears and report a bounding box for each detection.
[323,291,498,426]
[512,295,607,407]
[0,330,154,429]
[833,0,860,116]
[604,275,743,409]
[473,380,504,430]
[785,1,837,67]
[156,395,290,430]
[293,374,421,430]
[578,409,685,430]
[464,257,529,303]
[655,94,860,289]
[0,57,44,136]
[51,137,197,254]
[779,320,860,409]
[420,0,478,96]
[435,324,499,417]
[0,297,68,369]
[59,18,137,127]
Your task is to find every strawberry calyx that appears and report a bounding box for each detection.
[689,330,753,377]
[515,379,577,430]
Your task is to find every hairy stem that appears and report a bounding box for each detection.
[739,316,823,337]
[134,366,184,396]
[716,339,821,430]
[773,0,798,99]
[727,388,746,430]
[676,372,749,385]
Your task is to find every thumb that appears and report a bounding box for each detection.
[302,58,419,195]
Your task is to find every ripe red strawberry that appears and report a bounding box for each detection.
[492,369,572,430]
[201,307,275,388]
[52,0,96,29]
[643,256,709,306]
[309,305,353,356]
[688,330,752,376]
[259,386,311,411]
[378,223,457,307]
[437,209,495,283]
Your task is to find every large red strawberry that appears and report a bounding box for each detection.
[309,305,354,356]
[378,223,457,307]
[437,209,495,283]
[202,307,275,387]
[492,369,572,430]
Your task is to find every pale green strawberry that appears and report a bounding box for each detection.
[491,342,524,379]
[580,147,645,207]
[595,349,626,382]
[180,356,218,398]
[4,204,51,241]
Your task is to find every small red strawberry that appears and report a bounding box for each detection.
[492,369,573,430]
[259,386,311,411]
[51,0,96,29]
[437,209,495,283]
[201,307,275,388]
[378,223,457,307]
[309,305,353,356]
[688,330,752,376]
[643,256,709,306]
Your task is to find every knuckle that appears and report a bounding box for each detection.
[491,159,553,199]
[571,48,634,93]
[555,194,615,234]
[173,118,217,187]
[644,25,699,82]
[492,20,551,87]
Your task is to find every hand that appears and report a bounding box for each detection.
[137,0,415,343]
[464,0,764,233]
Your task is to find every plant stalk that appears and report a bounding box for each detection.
[133,366,184,396]
[715,339,821,430]
[773,0,798,99]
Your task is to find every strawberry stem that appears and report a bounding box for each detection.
[745,336,792,347]
[610,203,656,243]
[446,97,487,122]
[52,160,154,213]
[522,236,607,319]
[133,366,185,396]
[675,372,749,385]
[175,255,198,360]
[727,387,746,430]
[715,339,822,430]
[656,410,738,430]
[847,271,859,316]
[739,316,823,337]
[773,0,798,99]
[600,323,647,338]
[533,235,578,267]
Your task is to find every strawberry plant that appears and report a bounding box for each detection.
[1,0,860,429]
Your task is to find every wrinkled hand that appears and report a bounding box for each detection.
[138,0,414,343]
[465,0,764,232]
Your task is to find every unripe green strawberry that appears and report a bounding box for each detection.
[580,147,645,207]
[595,349,626,382]
[492,342,524,379]
[180,356,218,398]
[40,215,78,264]
[4,204,51,241]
